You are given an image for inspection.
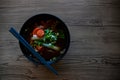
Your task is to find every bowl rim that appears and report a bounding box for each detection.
[19,13,70,63]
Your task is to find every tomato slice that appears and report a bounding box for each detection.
[36,46,43,51]
[32,27,44,38]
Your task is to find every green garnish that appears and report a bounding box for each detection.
[31,28,64,51]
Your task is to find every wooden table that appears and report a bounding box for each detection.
[0,0,120,80]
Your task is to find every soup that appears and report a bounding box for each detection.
[19,14,70,63]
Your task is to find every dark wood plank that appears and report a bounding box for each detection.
[0,0,120,80]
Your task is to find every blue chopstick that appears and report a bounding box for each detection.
[9,27,58,75]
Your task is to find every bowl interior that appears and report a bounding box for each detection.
[19,14,70,63]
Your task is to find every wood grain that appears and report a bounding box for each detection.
[0,0,120,80]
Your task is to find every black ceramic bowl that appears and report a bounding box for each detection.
[19,14,70,63]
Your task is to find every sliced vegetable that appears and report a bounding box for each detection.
[42,43,60,51]
[31,28,64,52]
[32,27,44,38]
[36,46,43,51]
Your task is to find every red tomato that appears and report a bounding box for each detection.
[36,46,43,51]
[32,27,44,38]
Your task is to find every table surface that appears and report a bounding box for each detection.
[0,0,120,80]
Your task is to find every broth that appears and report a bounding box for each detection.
[19,14,70,62]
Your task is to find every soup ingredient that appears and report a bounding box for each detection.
[36,46,43,51]
[31,35,39,40]
[32,27,44,38]
[43,43,60,51]
[31,28,60,51]
[43,29,58,44]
